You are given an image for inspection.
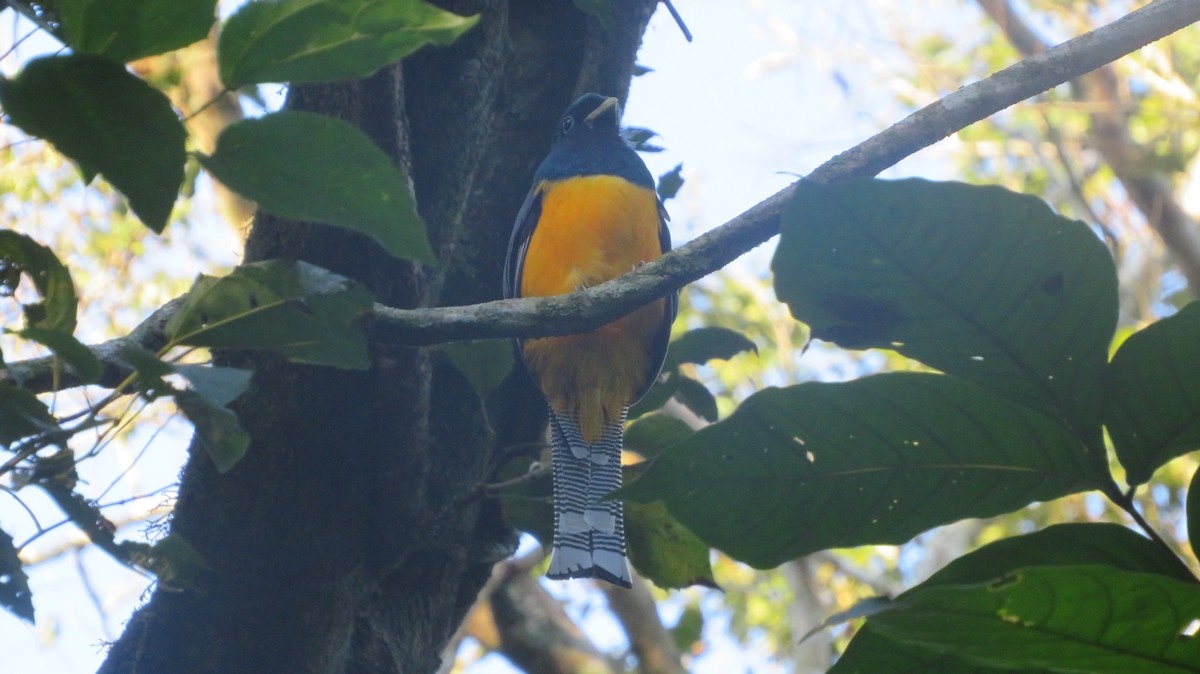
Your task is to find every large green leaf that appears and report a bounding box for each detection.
[0,231,78,332]
[867,566,1200,673]
[57,0,218,63]
[165,260,374,369]
[1105,302,1200,485]
[0,381,60,445]
[831,626,1055,674]
[0,55,186,232]
[622,373,1097,568]
[920,522,1196,586]
[199,112,433,263]
[0,527,33,623]
[775,179,1117,448]
[625,500,714,589]
[217,0,478,88]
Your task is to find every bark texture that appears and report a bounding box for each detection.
[98,2,658,672]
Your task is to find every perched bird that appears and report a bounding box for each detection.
[503,93,677,588]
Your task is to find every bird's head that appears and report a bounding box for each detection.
[553,93,621,144]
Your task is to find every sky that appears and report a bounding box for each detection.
[0,1,990,671]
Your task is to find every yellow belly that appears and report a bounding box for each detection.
[520,175,666,442]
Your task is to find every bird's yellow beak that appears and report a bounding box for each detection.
[583,97,619,125]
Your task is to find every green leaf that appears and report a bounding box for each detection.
[867,566,1200,673]
[920,522,1196,587]
[0,55,186,232]
[0,527,33,623]
[1189,466,1200,564]
[670,603,704,653]
[165,260,374,369]
[175,389,250,473]
[57,0,218,63]
[18,327,102,383]
[1105,302,1200,484]
[657,163,684,201]
[118,344,173,399]
[831,626,1054,674]
[665,326,756,368]
[129,533,208,588]
[199,112,433,263]
[171,364,253,407]
[629,374,677,419]
[622,373,1095,568]
[217,0,479,88]
[437,340,514,400]
[672,375,717,422]
[624,412,693,459]
[0,231,78,332]
[625,500,715,589]
[775,179,1117,448]
[0,381,60,445]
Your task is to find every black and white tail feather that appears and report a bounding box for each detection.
[546,410,632,588]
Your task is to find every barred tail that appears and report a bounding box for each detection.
[545,409,632,588]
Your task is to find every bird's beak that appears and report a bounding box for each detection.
[583,97,619,126]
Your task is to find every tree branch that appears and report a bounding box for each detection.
[6,0,1199,394]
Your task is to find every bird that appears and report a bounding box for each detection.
[503,93,677,588]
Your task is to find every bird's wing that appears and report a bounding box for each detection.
[502,183,545,301]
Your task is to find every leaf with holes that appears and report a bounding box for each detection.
[58,0,218,63]
[0,527,33,623]
[622,373,1096,568]
[0,231,77,333]
[1105,302,1200,485]
[867,566,1200,673]
[218,0,478,88]
[200,112,433,263]
[166,260,374,369]
[0,55,186,232]
[776,179,1117,449]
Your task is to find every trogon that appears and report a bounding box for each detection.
[503,93,677,588]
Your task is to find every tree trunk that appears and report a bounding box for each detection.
[98,2,658,672]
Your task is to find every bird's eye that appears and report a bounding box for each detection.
[561,116,575,135]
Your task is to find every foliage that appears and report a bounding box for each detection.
[1,1,1199,673]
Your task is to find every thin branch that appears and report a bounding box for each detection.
[4,0,1200,393]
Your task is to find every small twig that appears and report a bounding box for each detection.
[183,87,232,123]
[0,484,42,530]
[483,463,551,494]
[1110,486,1194,579]
[661,0,692,42]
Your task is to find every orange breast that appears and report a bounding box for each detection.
[520,175,666,442]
